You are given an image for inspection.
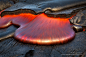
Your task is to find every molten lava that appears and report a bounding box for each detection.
[0,13,75,45]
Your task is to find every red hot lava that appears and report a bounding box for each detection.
[0,12,75,45]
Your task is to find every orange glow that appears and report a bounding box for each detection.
[83,29,85,31]
[14,13,75,45]
[0,10,4,18]
[0,13,37,28]
[0,13,75,45]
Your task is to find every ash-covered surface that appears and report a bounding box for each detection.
[0,0,86,57]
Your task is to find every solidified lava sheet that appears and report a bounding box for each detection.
[0,12,75,45]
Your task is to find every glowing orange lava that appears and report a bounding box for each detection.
[83,29,85,31]
[0,13,75,45]
[0,10,5,18]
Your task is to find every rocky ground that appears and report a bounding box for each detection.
[0,0,86,57]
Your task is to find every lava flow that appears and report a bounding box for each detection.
[0,10,5,18]
[0,12,75,45]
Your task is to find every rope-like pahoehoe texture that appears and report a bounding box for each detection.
[1,1,86,17]
[0,1,86,43]
[0,32,14,41]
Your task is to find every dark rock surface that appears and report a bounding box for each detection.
[0,29,86,57]
[0,0,86,57]
[0,1,12,11]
